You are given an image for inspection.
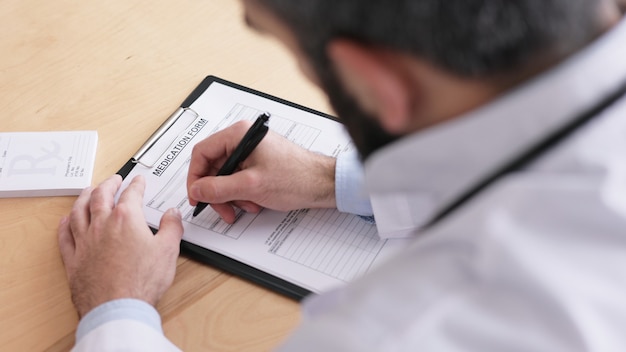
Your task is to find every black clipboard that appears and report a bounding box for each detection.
[117,76,338,301]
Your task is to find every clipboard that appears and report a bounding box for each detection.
[116,76,407,301]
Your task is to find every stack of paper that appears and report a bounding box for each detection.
[0,131,98,198]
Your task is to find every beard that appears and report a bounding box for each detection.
[318,66,401,161]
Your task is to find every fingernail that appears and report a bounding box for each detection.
[169,208,182,219]
[59,216,69,226]
[240,204,254,213]
[190,184,201,199]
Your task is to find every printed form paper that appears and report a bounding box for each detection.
[118,82,409,293]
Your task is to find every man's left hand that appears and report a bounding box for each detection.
[58,174,184,318]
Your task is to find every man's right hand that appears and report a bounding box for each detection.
[187,121,337,223]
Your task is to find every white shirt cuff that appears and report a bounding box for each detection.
[335,151,373,216]
[76,298,163,343]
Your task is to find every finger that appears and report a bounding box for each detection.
[89,175,123,221]
[187,122,251,202]
[57,216,76,273]
[153,208,184,299]
[210,203,237,224]
[190,170,260,205]
[69,186,94,239]
[231,200,262,214]
[187,133,231,199]
[156,208,184,248]
[187,158,214,205]
[117,175,146,208]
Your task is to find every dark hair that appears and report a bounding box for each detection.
[256,0,603,159]
[257,0,600,77]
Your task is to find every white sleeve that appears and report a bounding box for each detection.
[71,299,180,352]
[335,150,373,216]
[72,319,181,352]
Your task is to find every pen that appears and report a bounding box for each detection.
[192,112,271,217]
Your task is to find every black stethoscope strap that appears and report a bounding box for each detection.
[423,79,626,230]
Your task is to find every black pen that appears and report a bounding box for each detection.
[192,112,271,217]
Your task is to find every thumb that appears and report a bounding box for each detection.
[157,208,184,245]
[57,216,76,274]
[191,172,256,204]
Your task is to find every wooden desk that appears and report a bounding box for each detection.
[0,1,330,350]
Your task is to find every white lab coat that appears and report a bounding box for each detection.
[75,17,626,352]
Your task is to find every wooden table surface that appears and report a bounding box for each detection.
[0,1,330,350]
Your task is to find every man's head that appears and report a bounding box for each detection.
[243,0,620,160]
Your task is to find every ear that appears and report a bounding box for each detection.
[327,40,412,133]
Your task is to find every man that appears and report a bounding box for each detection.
[59,0,626,350]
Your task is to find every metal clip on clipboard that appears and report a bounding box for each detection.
[131,107,200,168]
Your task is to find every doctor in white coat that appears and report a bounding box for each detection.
[59,0,626,350]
